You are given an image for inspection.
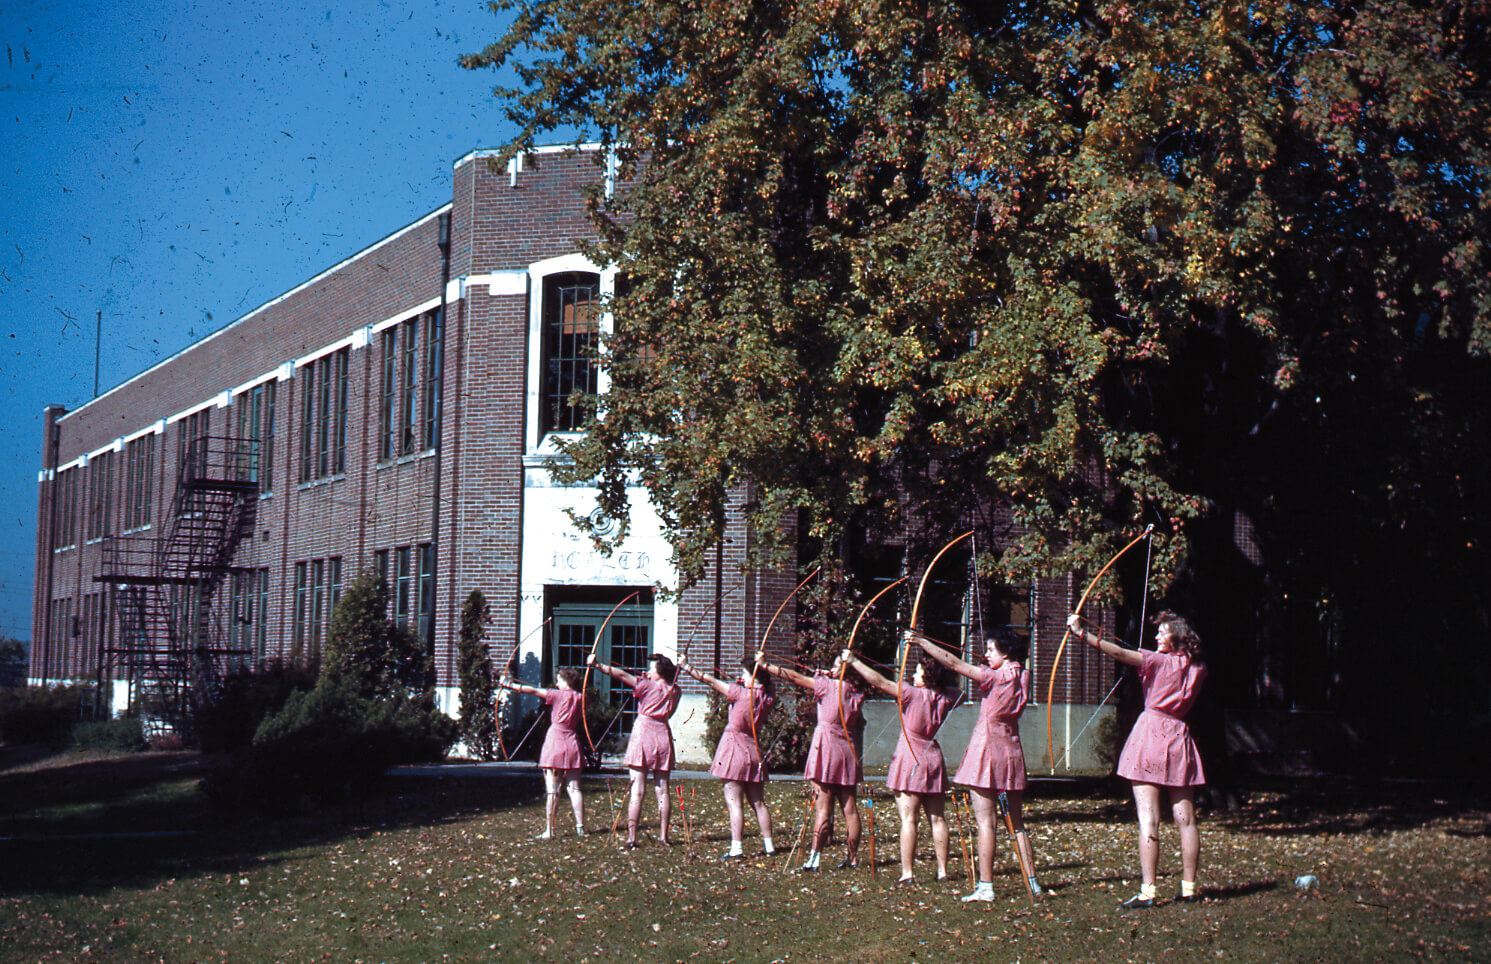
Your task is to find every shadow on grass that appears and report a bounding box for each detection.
[1029,774,1491,838]
[1205,880,1279,900]
[1215,780,1491,837]
[0,747,545,898]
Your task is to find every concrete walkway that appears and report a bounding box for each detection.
[389,760,841,782]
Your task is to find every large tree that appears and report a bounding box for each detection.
[466,1,1490,753]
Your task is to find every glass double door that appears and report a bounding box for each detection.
[550,595,652,739]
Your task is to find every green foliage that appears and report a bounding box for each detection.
[468,1,1491,752]
[193,661,319,754]
[0,637,26,688]
[204,570,456,810]
[72,716,147,753]
[0,685,94,748]
[323,569,433,701]
[204,673,456,811]
[457,590,497,761]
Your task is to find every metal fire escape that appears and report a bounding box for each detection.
[99,436,259,733]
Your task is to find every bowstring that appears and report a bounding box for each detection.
[1060,528,1156,770]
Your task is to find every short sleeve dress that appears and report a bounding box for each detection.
[1116,650,1207,787]
[953,663,1030,792]
[885,686,959,795]
[538,688,584,771]
[802,674,864,787]
[623,676,681,772]
[708,682,774,783]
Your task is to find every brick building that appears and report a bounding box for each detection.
[32,145,1116,771]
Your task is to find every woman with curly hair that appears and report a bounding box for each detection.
[842,648,960,884]
[588,652,681,848]
[908,626,1040,902]
[676,655,777,858]
[755,650,863,872]
[497,666,587,840]
[1067,610,1207,908]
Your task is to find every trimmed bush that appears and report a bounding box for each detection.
[0,685,95,748]
[73,716,148,752]
[202,569,459,811]
[194,662,319,754]
[203,673,455,811]
[456,590,496,761]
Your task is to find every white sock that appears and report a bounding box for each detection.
[961,881,994,901]
[763,836,774,852]
[728,841,744,856]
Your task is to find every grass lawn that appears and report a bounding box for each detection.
[0,749,1486,963]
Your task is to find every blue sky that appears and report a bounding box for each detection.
[1,0,524,642]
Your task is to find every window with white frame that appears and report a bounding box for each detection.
[540,272,601,435]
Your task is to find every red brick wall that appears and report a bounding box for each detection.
[30,145,1110,724]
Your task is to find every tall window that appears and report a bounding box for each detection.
[541,272,601,434]
[379,543,430,635]
[236,381,275,494]
[86,450,114,541]
[394,546,415,631]
[230,568,270,659]
[400,317,419,455]
[293,562,308,660]
[417,544,432,636]
[176,409,211,476]
[123,434,154,530]
[82,593,97,673]
[255,567,270,659]
[299,349,348,482]
[423,310,441,450]
[379,312,439,460]
[293,557,340,663]
[48,597,73,667]
[53,467,78,549]
[379,330,397,460]
[310,559,326,658]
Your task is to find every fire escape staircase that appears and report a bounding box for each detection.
[99,436,259,732]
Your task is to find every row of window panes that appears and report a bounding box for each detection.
[236,382,275,492]
[229,568,271,660]
[55,280,631,548]
[300,350,349,483]
[374,544,433,634]
[379,310,440,460]
[293,557,342,663]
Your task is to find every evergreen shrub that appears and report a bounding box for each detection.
[194,662,319,754]
[0,685,94,747]
[73,716,148,752]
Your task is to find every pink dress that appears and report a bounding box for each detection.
[623,676,681,772]
[709,683,773,783]
[803,674,864,787]
[953,663,1030,792]
[885,686,959,795]
[1117,650,1207,787]
[538,689,584,770]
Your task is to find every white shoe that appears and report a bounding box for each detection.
[961,885,995,902]
[535,830,553,840]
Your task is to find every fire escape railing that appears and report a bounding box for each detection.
[99,435,259,733]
